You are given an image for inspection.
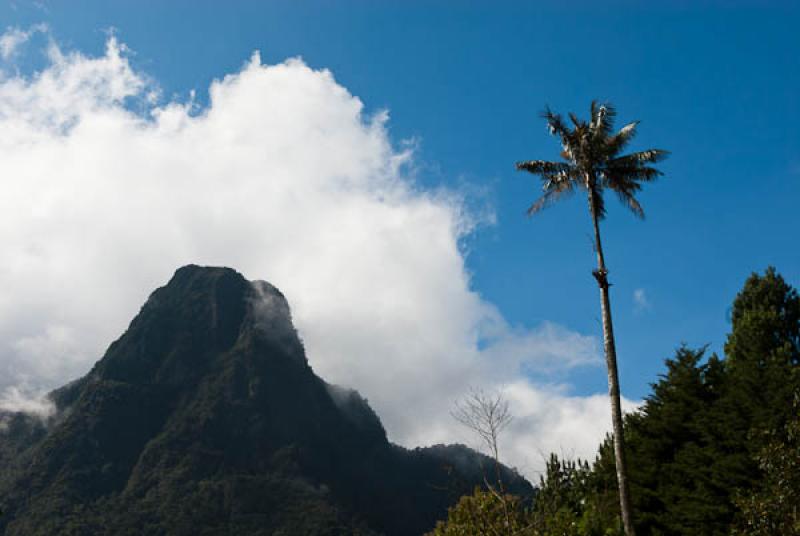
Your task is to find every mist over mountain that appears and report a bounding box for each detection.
[0,265,531,535]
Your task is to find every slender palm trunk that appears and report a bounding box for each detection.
[588,188,636,536]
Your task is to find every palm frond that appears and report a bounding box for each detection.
[541,107,569,138]
[610,149,670,166]
[605,178,642,194]
[515,160,571,176]
[614,189,645,219]
[589,188,607,220]
[527,177,577,215]
[606,121,639,155]
[591,101,617,138]
[526,167,582,215]
[602,166,662,184]
[527,192,556,215]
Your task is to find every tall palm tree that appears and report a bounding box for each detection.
[516,101,668,536]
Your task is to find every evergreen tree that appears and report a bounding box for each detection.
[437,268,799,535]
[621,347,730,535]
[623,268,800,534]
[724,267,800,439]
[694,268,800,532]
[591,268,799,533]
[530,453,621,536]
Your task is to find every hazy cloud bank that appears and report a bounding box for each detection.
[0,27,636,475]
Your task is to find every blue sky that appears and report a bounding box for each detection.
[1,0,798,406]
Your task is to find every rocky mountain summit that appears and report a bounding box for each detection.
[0,265,531,535]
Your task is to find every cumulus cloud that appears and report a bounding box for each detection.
[0,30,635,477]
[500,382,639,475]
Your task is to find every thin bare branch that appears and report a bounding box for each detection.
[452,388,512,463]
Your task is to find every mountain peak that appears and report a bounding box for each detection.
[0,265,532,536]
[93,265,304,386]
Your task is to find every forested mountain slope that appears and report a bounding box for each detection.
[0,265,531,536]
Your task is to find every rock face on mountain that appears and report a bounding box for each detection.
[0,265,531,535]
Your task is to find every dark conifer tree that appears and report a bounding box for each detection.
[627,268,800,534]
[621,348,729,535]
[724,267,800,438]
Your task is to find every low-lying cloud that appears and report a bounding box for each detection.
[0,386,55,419]
[0,27,636,476]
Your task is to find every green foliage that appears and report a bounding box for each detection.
[724,267,800,443]
[439,267,800,536]
[610,268,799,535]
[427,487,533,536]
[704,268,800,533]
[733,398,800,535]
[618,347,733,535]
[429,456,623,536]
[530,454,621,536]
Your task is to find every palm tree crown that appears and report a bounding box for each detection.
[516,101,668,220]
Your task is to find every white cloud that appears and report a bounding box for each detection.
[0,33,636,478]
[0,386,55,418]
[0,23,46,60]
[500,382,639,475]
[633,288,651,313]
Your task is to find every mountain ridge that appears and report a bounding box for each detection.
[0,265,531,535]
